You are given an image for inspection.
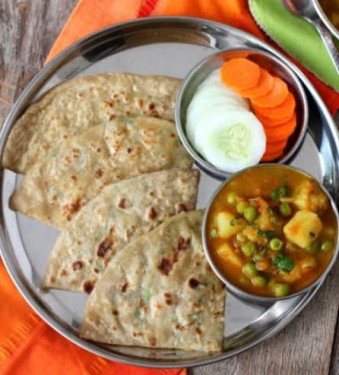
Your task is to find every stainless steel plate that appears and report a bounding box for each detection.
[0,17,338,368]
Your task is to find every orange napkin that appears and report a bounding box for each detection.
[46,0,339,114]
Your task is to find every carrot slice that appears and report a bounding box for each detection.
[264,113,297,140]
[239,69,274,99]
[252,93,296,121]
[261,149,284,161]
[265,139,288,154]
[251,77,289,108]
[220,58,261,91]
[255,111,294,127]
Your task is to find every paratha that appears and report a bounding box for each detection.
[79,210,226,352]
[42,168,200,293]
[2,73,180,173]
[10,116,192,229]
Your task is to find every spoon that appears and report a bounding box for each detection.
[281,0,339,75]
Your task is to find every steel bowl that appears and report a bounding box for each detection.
[175,48,309,180]
[313,0,339,40]
[202,164,339,304]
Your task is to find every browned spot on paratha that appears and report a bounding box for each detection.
[95,168,104,178]
[97,238,113,257]
[158,258,172,276]
[118,198,126,209]
[83,280,95,294]
[178,237,191,250]
[164,293,172,305]
[149,337,157,347]
[188,278,200,289]
[148,207,157,219]
[121,282,129,293]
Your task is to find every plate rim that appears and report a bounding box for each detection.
[0,15,338,368]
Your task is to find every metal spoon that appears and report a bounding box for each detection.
[281,0,339,75]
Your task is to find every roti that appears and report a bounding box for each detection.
[42,168,200,293]
[79,210,226,352]
[10,116,192,229]
[2,73,181,173]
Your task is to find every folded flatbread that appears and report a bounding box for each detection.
[10,116,192,229]
[79,210,226,352]
[2,73,181,173]
[42,168,200,293]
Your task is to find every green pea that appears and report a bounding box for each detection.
[273,283,290,297]
[270,189,280,200]
[241,242,257,257]
[269,238,283,251]
[236,201,247,214]
[242,262,258,277]
[306,241,319,253]
[279,202,292,217]
[211,229,218,238]
[252,275,267,287]
[253,253,263,261]
[279,185,288,197]
[227,192,237,205]
[244,206,258,222]
[321,240,332,252]
[323,228,335,237]
[268,278,276,289]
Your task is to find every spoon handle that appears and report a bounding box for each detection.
[314,20,339,75]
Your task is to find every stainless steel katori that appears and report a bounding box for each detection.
[201,164,339,304]
[0,17,338,368]
[175,48,309,180]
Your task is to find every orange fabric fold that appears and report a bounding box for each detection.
[46,0,144,61]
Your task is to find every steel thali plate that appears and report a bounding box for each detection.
[0,17,338,368]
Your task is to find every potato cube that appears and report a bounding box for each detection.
[283,210,322,248]
[215,211,246,239]
[217,243,242,268]
[293,180,328,213]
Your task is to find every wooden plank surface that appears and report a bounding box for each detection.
[0,1,338,374]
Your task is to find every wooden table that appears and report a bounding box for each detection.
[0,1,338,374]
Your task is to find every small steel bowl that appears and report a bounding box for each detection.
[202,164,339,304]
[313,0,339,40]
[175,48,309,180]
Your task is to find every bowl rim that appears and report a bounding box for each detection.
[313,0,339,40]
[202,163,339,303]
[175,47,309,180]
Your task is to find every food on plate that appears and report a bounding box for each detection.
[2,73,181,174]
[186,70,266,173]
[220,57,262,91]
[79,210,226,351]
[185,56,299,172]
[220,58,298,162]
[10,116,192,229]
[206,165,337,297]
[41,168,200,293]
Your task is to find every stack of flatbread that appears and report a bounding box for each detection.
[2,72,226,352]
